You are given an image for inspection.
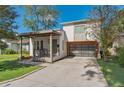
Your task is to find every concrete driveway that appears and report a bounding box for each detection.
[0,57,107,87]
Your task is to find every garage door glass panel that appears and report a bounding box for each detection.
[68,43,96,57]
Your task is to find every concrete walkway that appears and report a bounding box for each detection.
[0,57,107,87]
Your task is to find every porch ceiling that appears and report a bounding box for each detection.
[19,30,61,37]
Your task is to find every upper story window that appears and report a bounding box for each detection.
[74,24,96,41]
[74,24,88,40]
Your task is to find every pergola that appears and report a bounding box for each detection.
[19,30,61,62]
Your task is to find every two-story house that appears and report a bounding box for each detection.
[19,19,99,62]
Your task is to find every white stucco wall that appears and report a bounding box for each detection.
[29,31,67,62]
[7,42,20,52]
[53,30,67,61]
[1,39,19,52]
[22,44,29,51]
[63,25,74,41]
[63,23,99,41]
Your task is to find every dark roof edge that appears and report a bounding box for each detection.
[61,19,99,26]
[19,29,62,37]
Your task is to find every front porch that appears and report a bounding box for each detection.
[19,30,62,63]
[32,35,60,62]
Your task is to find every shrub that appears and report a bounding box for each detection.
[22,49,29,54]
[4,49,17,54]
[117,46,124,67]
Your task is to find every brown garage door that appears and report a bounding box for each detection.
[67,41,98,57]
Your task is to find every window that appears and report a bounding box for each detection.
[37,41,39,50]
[74,25,87,40]
[34,41,36,50]
[40,40,43,50]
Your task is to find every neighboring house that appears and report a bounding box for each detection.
[113,32,124,48]
[19,39,30,52]
[108,32,124,56]
[0,39,29,54]
[5,39,19,52]
[19,19,100,62]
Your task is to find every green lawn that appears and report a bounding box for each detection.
[0,54,40,82]
[98,58,124,87]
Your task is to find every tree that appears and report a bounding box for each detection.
[23,5,59,31]
[113,9,124,33]
[89,5,119,61]
[0,6,18,49]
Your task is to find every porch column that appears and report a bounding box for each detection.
[29,37,33,57]
[19,36,22,60]
[50,34,53,63]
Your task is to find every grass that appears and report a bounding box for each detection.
[98,57,124,87]
[0,54,41,82]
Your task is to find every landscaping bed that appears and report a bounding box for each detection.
[0,54,41,82]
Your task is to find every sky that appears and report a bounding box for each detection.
[14,5,93,33]
[14,5,124,33]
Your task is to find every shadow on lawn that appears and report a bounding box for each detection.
[98,59,124,87]
[0,60,32,71]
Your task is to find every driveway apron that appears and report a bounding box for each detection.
[0,57,107,87]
